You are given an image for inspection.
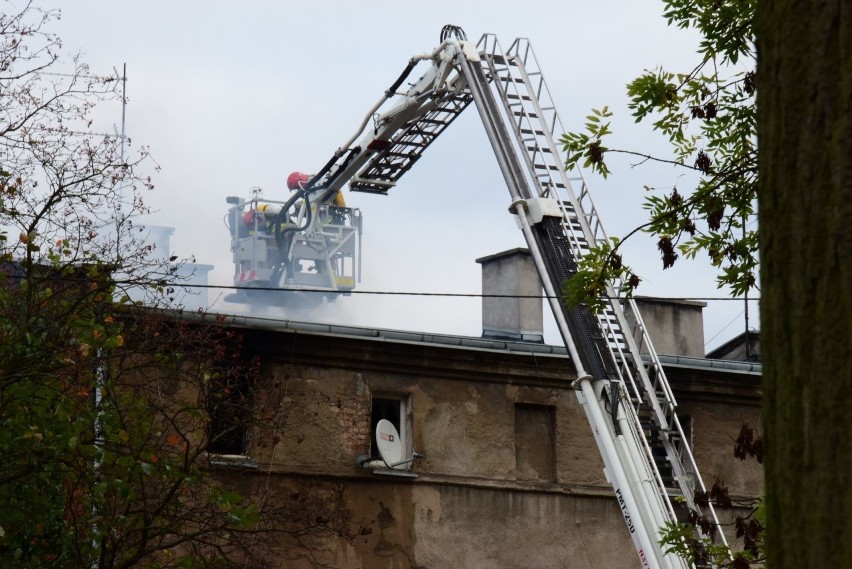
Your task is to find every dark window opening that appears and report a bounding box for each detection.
[680,414,694,449]
[207,375,251,455]
[675,414,694,467]
[370,397,401,460]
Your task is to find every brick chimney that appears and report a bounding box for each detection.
[475,248,543,343]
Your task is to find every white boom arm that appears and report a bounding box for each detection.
[225,27,727,568]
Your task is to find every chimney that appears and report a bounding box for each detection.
[475,248,543,343]
[144,225,175,258]
[140,225,215,311]
[628,297,707,357]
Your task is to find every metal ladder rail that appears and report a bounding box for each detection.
[490,35,727,546]
[485,38,633,354]
[350,92,473,193]
[482,40,683,520]
[455,49,616,389]
[482,32,667,432]
[457,46,687,569]
[478,37,634,366]
[479,34,650,411]
[479,59,719,567]
[541,108,720,534]
[476,43,568,202]
[565,175,691,435]
[483,31,699,505]
[477,33,727,547]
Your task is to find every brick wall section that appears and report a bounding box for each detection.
[336,372,371,457]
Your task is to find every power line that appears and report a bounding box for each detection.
[704,309,746,346]
[146,281,761,302]
[9,274,761,301]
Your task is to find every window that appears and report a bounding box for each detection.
[676,415,693,448]
[369,395,411,467]
[514,404,556,481]
[207,374,251,456]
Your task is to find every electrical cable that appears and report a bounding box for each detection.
[704,308,750,346]
[10,274,760,301]
[114,279,761,302]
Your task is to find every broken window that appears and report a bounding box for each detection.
[207,373,252,456]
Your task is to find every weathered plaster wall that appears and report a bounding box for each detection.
[248,355,607,488]
[218,324,762,569]
[408,486,636,569]
[683,400,764,498]
[668,366,764,499]
[236,476,638,569]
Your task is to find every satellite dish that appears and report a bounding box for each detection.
[375,419,403,467]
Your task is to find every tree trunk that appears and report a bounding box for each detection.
[756,2,852,567]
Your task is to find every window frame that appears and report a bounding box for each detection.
[206,372,253,459]
[369,393,412,470]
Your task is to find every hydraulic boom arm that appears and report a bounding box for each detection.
[225,27,727,568]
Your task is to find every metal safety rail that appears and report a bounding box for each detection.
[350,92,472,194]
[470,33,728,563]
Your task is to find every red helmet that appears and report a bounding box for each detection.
[287,171,310,191]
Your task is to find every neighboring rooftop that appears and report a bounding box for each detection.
[706,330,761,362]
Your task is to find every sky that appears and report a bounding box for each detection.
[42,0,759,351]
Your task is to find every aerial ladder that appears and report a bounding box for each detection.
[226,25,726,568]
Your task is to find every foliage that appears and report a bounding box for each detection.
[562,1,768,564]
[561,0,757,310]
[0,292,255,566]
[0,2,153,274]
[0,278,354,567]
[0,3,353,566]
[659,423,766,568]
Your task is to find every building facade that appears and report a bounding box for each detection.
[208,279,763,568]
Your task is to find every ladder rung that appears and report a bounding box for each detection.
[392,139,428,149]
[417,118,452,126]
[406,128,439,137]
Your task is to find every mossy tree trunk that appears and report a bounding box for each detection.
[756,2,852,566]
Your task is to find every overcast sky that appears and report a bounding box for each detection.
[43,0,758,351]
